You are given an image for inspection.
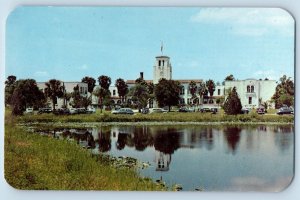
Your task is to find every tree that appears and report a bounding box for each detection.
[198,81,207,104]
[94,87,111,112]
[135,77,148,86]
[154,79,181,111]
[128,84,149,110]
[71,85,91,109]
[44,79,64,110]
[272,75,294,108]
[5,75,17,106]
[10,79,45,115]
[81,76,96,98]
[223,87,242,115]
[225,74,235,81]
[115,78,128,103]
[97,75,112,112]
[206,79,215,97]
[189,81,197,97]
[98,75,111,90]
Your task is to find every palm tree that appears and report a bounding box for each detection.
[115,78,128,104]
[206,79,216,97]
[44,79,64,110]
[97,75,112,112]
[198,81,207,104]
[98,75,111,90]
[81,76,96,99]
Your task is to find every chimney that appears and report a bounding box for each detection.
[140,72,144,79]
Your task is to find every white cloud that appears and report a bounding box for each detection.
[34,71,49,77]
[78,64,88,70]
[191,8,294,37]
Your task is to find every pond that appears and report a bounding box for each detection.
[32,124,294,191]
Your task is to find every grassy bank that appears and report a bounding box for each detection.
[4,121,165,190]
[18,111,294,124]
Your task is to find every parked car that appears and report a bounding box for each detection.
[256,107,265,115]
[69,108,78,114]
[25,107,34,114]
[200,108,211,113]
[179,107,195,112]
[38,107,52,114]
[240,108,250,114]
[53,108,70,115]
[112,108,134,115]
[277,106,293,115]
[149,108,168,113]
[86,107,96,114]
[77,108,87,114]
[141,108,149,114]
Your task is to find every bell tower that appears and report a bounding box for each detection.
[153,55,172,84]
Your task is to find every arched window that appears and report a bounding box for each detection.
[158,60,161,66]
[247,85,250,93]
[251,85,254,93]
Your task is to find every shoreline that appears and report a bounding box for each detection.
[18,121,294,128]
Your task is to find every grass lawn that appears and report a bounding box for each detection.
[4,116,165,190]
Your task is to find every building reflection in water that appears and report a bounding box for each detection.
[155,151,171,171]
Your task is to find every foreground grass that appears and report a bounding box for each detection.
[18,111,294,124]
[4,122,165,190]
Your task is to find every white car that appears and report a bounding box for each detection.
[25,107,33,114]
[149,108,168,113]
[86,107,96,114]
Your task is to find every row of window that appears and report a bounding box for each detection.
[247,85,255,93]
[158,60,166,67]
[180,87,222,96]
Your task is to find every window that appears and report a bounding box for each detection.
[179,98,185,104]
[180,86,185,95]
[158,60,161,66]
[218,89,221,95]
[247,85,250,93]
[149,99,153,108]
[162,60,165,66]
[113,90,116,96]
[251,85,254,93]
[249,97,252,104]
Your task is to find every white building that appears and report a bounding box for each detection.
[153,56,172,84]
[37,81,88,108]
[224,79,277,109]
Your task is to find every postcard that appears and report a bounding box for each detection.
[4,7,295,191]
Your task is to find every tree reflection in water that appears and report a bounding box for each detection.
[133,126,154,151]
[154,129,181,154]
[97,129,111,152]
[224,127,241,154]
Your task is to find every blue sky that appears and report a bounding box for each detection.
[5,7,295,83]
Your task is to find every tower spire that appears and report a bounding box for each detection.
[161,41,163,55]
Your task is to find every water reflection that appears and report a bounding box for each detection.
[224,127,241,154]
[38,125,293,157]
[34,124,294,191]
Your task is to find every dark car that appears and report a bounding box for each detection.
[277,107,293,115]
[240,108,250,114]
[200,108,211,113]
[112,108,134,115]
[38,108,52,114]
[141,108,149,114]
[256,107,265,115]
[53,108,70,115]
[77,108,87,114]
